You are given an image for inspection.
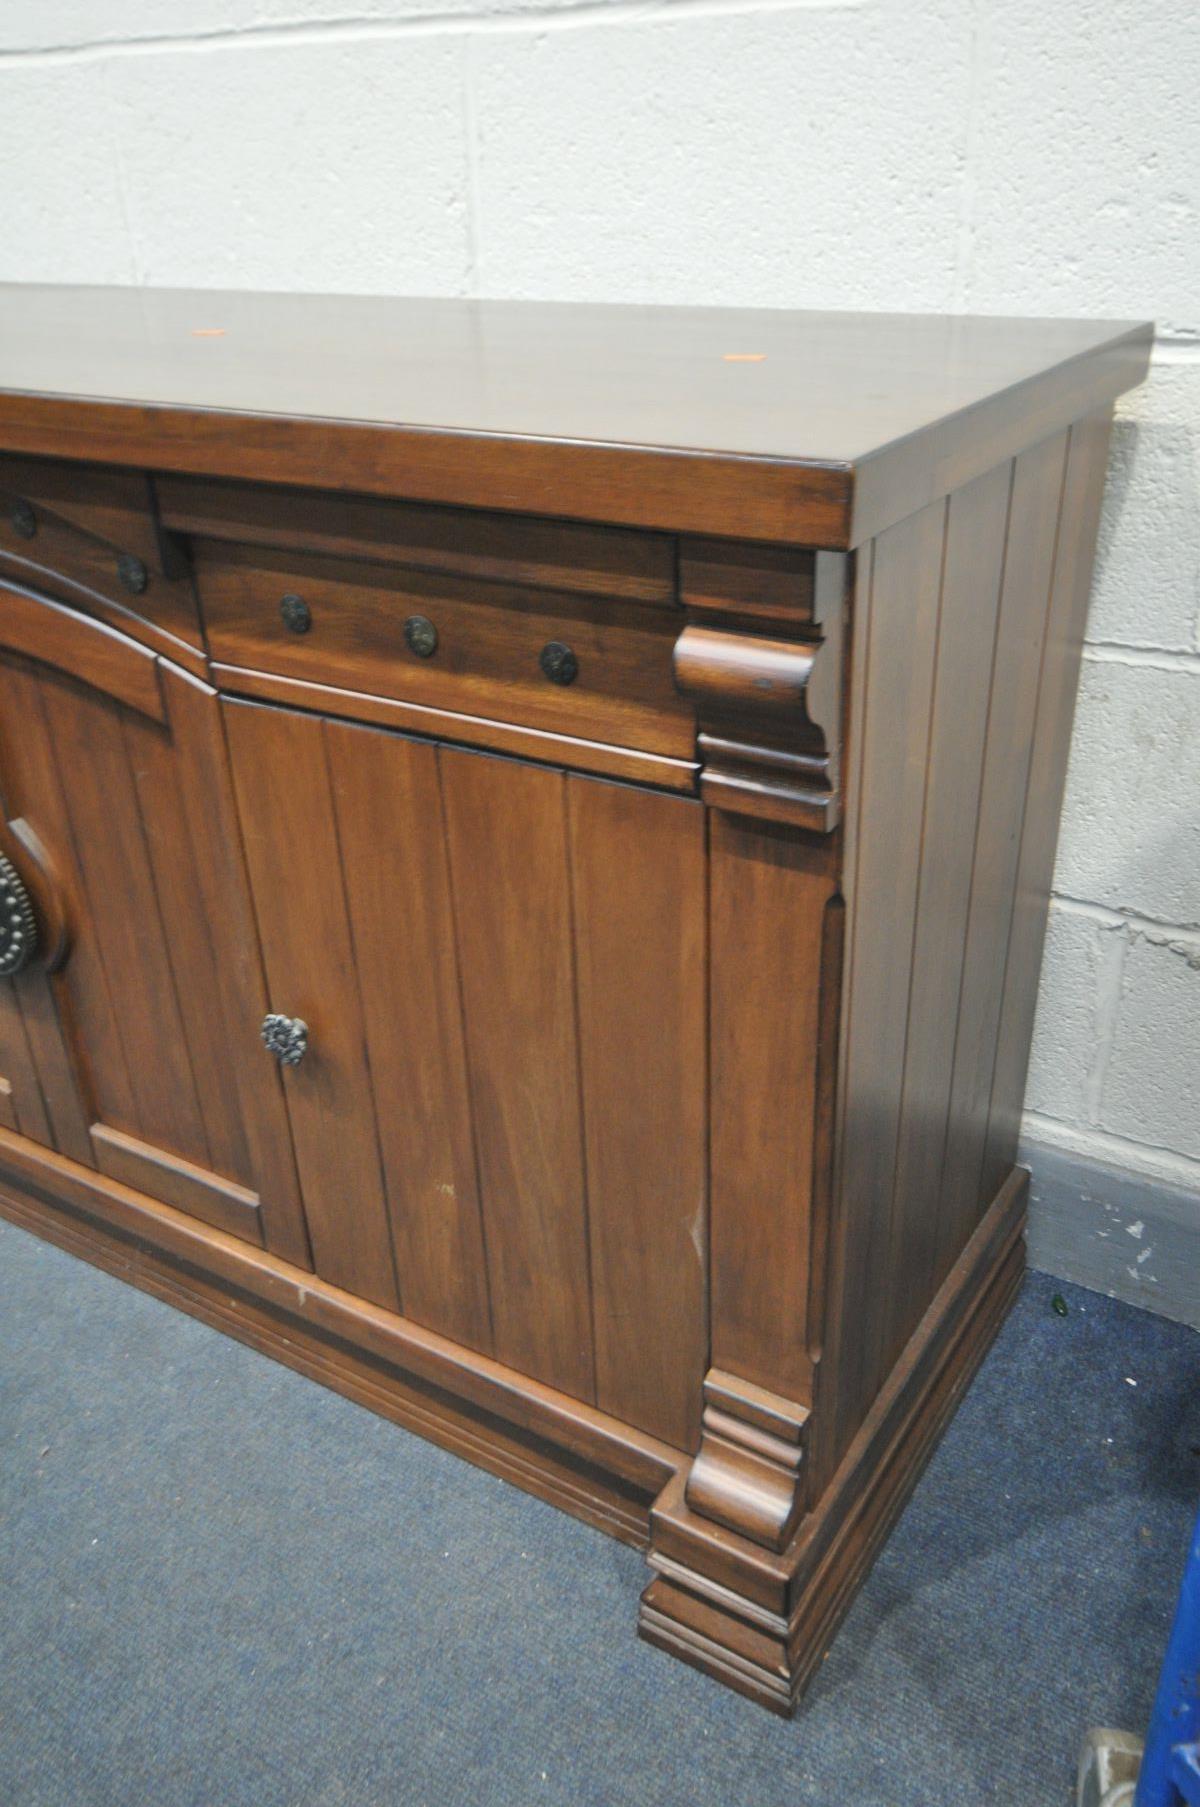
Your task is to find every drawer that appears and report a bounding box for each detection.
[194,541,694,763]
[0,454,202,665]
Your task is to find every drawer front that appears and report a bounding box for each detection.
[0,454,202,663]
[194,540,695,761]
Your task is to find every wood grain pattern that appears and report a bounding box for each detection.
[0,1124,683,1550]
[568,777,708,1451]
[931,432,1071,1284]
[224,699,400,1309]
[0,612,311,1258]
[38,680,212,1165]
[829,498,948,1444]
[679,539,815,624]
[10,968,93,1166]
[90,1122,264,1245]
[0,980,51,1145]
[0,286,1149,545]
[162,665,310,1269]
[0,581,165,721]
[874,463,1012,1382]
[0,452,203,665]
[193,542,692,760]
[440,750,595,1402]
[0,293,1146,1714]
[642,1169,1027,1713]
[0,657,139,1137]
[210,661,698,794]
[324,719,492,1352]
[709,816,839,1407]
[157,474,676,606]
[982,411,1115,1199]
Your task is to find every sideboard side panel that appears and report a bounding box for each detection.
[979,409,1115,1206]
[919,434,1071,1316]
[827,414,1115,1467]
[825,497,947,1456]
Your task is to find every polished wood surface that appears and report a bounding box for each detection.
[0,597,310,1261]
[195,542,691,761]
[0,297,1147,1713]
[0,453,203,667]
[0,285,1150,546]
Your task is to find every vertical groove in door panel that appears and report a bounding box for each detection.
[875,462,1013,1385]
[121,700,252,1185]
[0,660,133,1133]
[224,699,399,1311]
[441,748,595,1403]
[166,666,311,1271]
[931,430,1071,1284]
[118,711,216,1175]
[832,498,948,1439]
[325,719,492,1353]
[12,971,93,1165]
[567,776,707,1453]
[982,412,1115,1200]
[0,979,51,1144]
[37,676,210,1164]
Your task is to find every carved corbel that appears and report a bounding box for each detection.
[673,548,845,832]
[684,1369,811,1552]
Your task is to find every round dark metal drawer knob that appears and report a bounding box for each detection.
[539,641,578,686]
[0,852,38,977]
[261,1013,308,1067]
[117,552,149,596]
[404,615,438,658]
[280,593,311,634]
[10,500,36,540]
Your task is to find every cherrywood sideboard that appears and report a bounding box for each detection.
[0,288,1151,1713]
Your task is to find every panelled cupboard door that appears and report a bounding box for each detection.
[0,580,310,1265]
[224,699,709,1453]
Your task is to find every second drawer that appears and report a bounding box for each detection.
[193,540,695,762]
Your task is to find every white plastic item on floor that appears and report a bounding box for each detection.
[1077,1727,1144,1807]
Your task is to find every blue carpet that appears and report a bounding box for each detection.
[1,1217,1198,1807]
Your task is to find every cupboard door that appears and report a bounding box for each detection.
[225,701,709,1451]
[0,581,309,1263]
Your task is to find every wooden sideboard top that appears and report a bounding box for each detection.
[0,284,1151,548]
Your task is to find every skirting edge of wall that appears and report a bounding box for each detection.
[1022,1138,1200,1331]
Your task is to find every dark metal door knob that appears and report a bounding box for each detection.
[280,593,311,634]
[261,1013,308,1067]
[539,641,578,686]
[117,553,149,595]
[404,615,438,658]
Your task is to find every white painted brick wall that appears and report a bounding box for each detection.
[0,0,1196,1204]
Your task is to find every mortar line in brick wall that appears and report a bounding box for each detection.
[1082,645,1200,677]
[99,58,144,287]
[459,35,484,298]
[1083,920,1128,1128]
[1151,336,1200,363]
[1022,1112,1200,1193]
[951,0,984,312]
[1050,895,1200,945]
[0,0,867,64]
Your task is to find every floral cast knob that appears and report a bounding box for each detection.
[261,1012,308,1067]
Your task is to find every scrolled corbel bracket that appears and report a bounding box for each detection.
[673,549,846,833]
